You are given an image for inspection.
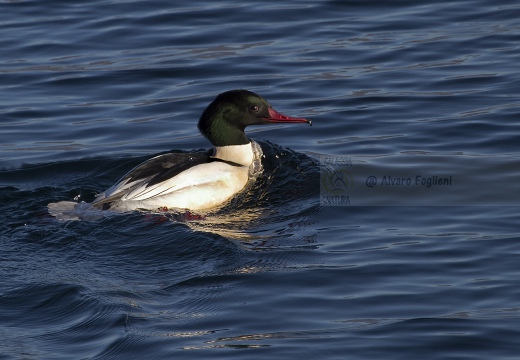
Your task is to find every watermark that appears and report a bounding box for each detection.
[320,154,520,206]
[320,156,353,206]
[365,175,452,188]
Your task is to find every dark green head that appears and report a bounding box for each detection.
[198,89,311,147]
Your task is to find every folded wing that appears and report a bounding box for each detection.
[92,152,212,209]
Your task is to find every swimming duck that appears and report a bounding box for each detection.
[49,89,311,217]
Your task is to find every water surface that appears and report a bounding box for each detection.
[2,0,520,359]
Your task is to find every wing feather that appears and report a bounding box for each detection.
[92,152,212,209]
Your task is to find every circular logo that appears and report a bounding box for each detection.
[322,168,353,194]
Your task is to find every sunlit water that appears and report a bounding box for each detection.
[2,1,520,359]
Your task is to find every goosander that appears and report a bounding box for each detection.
[48,89,311,218]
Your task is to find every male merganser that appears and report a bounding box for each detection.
[49,89,311,217]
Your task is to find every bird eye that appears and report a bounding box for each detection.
[250,105,259,112]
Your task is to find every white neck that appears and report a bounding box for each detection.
[212,142,254,166]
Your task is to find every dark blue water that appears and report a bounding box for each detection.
[2,1,520,358]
